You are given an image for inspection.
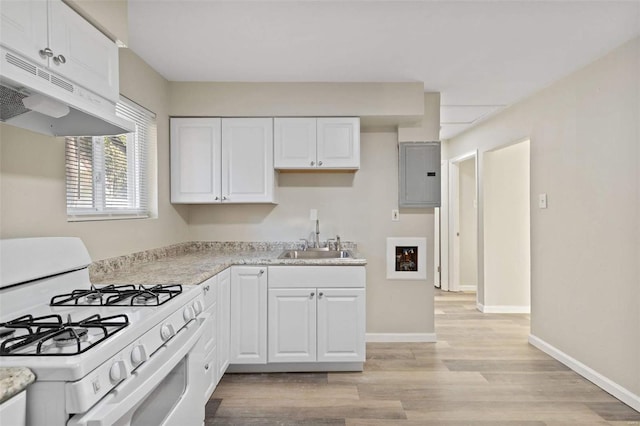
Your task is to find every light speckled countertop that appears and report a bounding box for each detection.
[0,367,35,404]
[91,242,366,286]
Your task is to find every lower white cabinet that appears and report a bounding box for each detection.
[317,288,366,362]
[268,288,317,363]
[267,266,366,364]
[229,266,268,364]
[216,268,231,380]
[268,287,365,363]
[196,275,218,404]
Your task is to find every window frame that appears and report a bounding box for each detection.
[65,97,155,222]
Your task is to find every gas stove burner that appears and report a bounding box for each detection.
[50,284,182,307]
[85,292,103,303]
[53,328,89,347]
[0,328,15,339]
[0,313,129,356]
[133,292,158,305]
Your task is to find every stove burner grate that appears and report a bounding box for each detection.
[0,313,129,356]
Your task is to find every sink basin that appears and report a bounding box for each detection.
[278,250,353,259]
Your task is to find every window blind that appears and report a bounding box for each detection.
[66,98,155,220]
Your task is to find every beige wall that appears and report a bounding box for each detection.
[446,37,640,397]
[0,49,190,260]
[459,158,477,287]
[483,140,530,308]
[188,132,435,334]
[168,82,426,130]
[397,93,441,142]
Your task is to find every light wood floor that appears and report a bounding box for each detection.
[206,290,640,425]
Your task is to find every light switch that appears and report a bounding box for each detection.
[539,193,548,209]
[392,209,399,221]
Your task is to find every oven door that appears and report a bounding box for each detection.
[67,319,204,426]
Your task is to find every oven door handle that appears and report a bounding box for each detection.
[67,320,204,426]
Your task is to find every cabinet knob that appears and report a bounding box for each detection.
[319,292,324,298]
[258,269,265,276]
[222,196,228,201]
[318,161,323,166]
[53,54,66,64]
[310,292,315,298]
[214,196,219,201]
[310,161,315,166]
[39,47,54,58]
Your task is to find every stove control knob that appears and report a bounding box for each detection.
[131,344,148,366]
[183,306,195,322]
[109,361,126,383]
[193,300,204,315]
[160,323,175,341]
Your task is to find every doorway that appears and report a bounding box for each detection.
[448,151,478,293]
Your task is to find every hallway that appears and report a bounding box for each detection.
[206,290,640,424]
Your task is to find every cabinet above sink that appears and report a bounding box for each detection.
[274,117,360,171]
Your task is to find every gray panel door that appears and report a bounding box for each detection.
[399,142,441,208]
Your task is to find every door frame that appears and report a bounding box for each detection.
[448,150,478,293]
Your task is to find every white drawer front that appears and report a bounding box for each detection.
[268,266,365,288]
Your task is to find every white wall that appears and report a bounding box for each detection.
[446,37,640,400]
[458,158,477,288]
[188,132,435,334]
[483,140,530,309]
[0,49,190,260]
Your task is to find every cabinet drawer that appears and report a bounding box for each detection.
[268,266,365,288]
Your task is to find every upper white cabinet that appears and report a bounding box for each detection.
[0,0,119,102]
[222,118,275,203]
[170,118,275,204]
[274,117,360,170]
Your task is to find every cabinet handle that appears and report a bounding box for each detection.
[258,269,265,276]
[214,196,220,201]
[310,292,315,298]
[222,196,228,201]
[204,363,209,370]
[310,161,315,166]
[39,47,53,58]
[53,54,66,64]
[318,161,323,166]
[319,292,324,298]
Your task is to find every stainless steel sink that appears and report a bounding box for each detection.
[278,249,353,259]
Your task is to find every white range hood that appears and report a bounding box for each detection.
[0,46,134,137]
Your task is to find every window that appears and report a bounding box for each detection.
[65,98,155,220]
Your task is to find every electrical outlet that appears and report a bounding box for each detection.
[392,209,400,221]
[539,193,547,209]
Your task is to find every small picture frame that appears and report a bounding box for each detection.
[386,237,427,280]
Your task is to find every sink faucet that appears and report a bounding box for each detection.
[314,219,320,248]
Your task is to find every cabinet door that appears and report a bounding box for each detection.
[217,268,231,380]
[399,142,441,208]
[48,0,119,102]
[268,288,317,363]
[0,0,48,66]
[274,118,317,169]
[317,288,365,362]
[170,118,222,204]
[230,266,267,364]
[221,118,274,203]
[317,117,360,169]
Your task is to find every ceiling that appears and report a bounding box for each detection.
[127,0,640,140]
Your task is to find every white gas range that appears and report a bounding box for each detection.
[0,238,207,426]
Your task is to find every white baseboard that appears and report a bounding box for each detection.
[458,285,477,292]
[529,334,640,412]
[366,333,437,343]
[477,303,530,314]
